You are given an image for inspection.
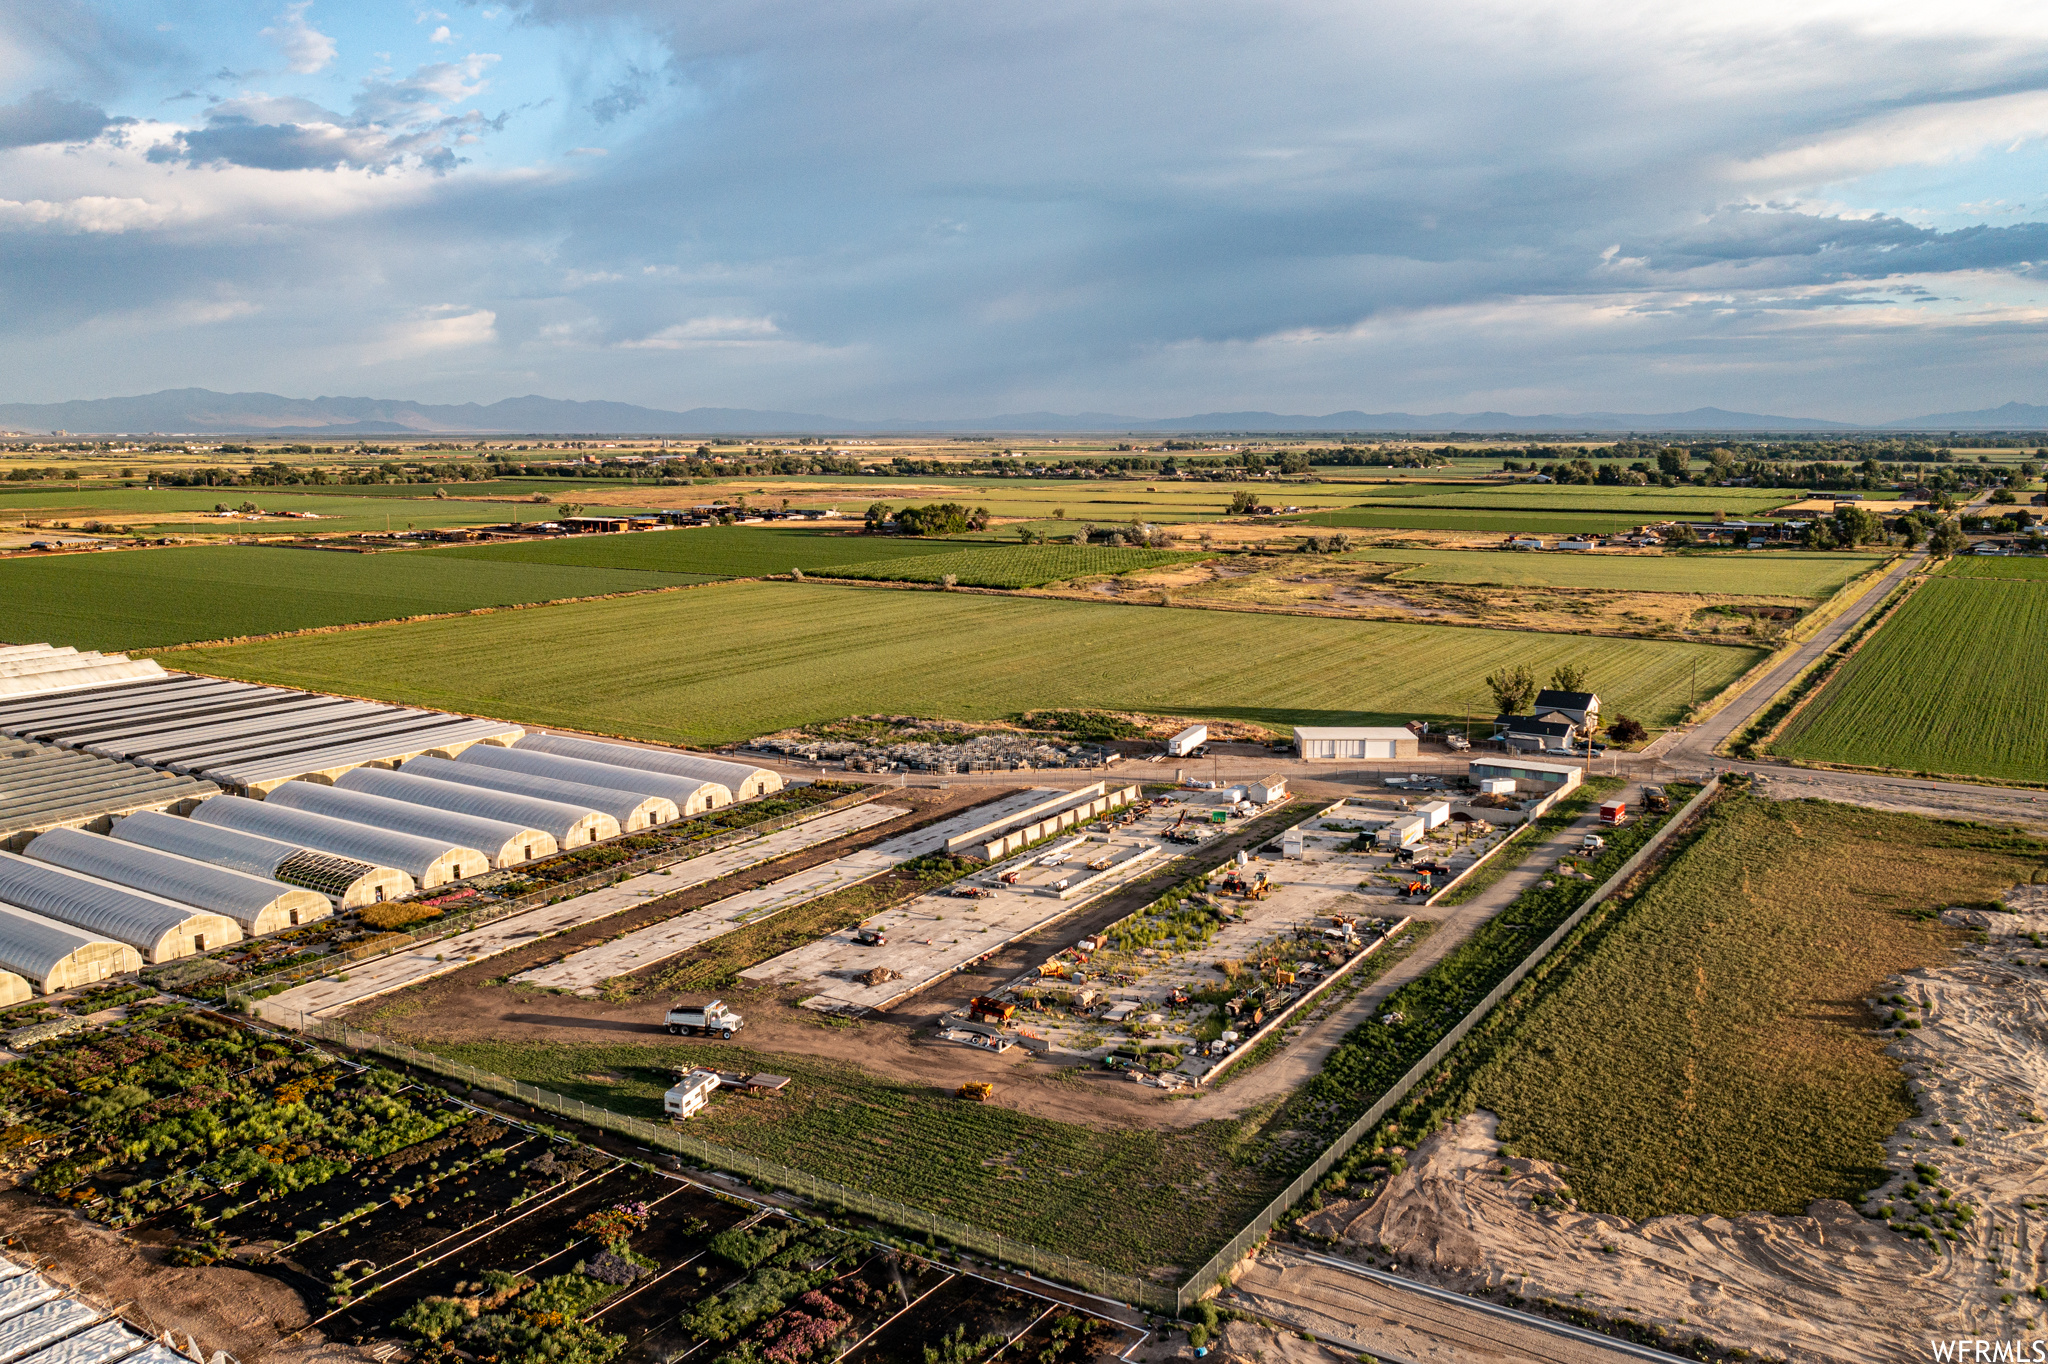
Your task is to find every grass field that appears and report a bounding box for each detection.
[0,545,709,650]
[1346,486,1795,514]
[1463,793,2044,1218]
[0,487,631,535]
[1353,548,1883,598]
[1773,577,2048,781]
[1940,555,2048,580]
[814,545,1203,588]
[1293,507,1651,534]
[424,1037,1280,1273]
[164,580,1764,745]
[434,525,973,577]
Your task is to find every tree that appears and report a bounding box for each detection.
[1484,664,1538,716]
[1664,523,1696,547]
[863,501,892,530]
[1548,663,1590,694]
[1228,490,1258,515]
[1927,519,1971,559]
[1607,715,1647,745]
[1991,488,2017,505]
[1830,505,1883,546]
[1656,447,1690,478]
[968,506,992,530]
[1800,520,1839,550]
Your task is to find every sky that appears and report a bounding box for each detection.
[3,0,2048,421]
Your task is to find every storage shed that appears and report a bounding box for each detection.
[1248,775,1289,804]
[1466,758,1582,793]
[456,744,727,815]
[515,733,782,800]
[111,809,414,907]
[1293,727,1420,761]
[0,902,141,993]
[0,852,242,962]
[24,826,331,935]
[401,754,677,831]
[339,767,620,847]
[191,796,487,888]
[266,781,558,869]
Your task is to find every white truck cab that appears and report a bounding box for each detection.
[666,999,743,1038]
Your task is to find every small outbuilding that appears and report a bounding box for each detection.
[1248,775,1289,804]
[1467,758,1582,794]
[0,901,141,994]
[1294,727,1419,761]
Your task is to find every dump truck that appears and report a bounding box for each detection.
[956,1082,994,1102]
[665,1000,743,1038]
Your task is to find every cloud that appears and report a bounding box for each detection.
[0,196,172,233]
[144,57,504,174]
[0,90,123,149]
[587,66,653,126]
[619,316,780,347]
[430,26,453,44]
[393,305,497,352]
[262,2,338,75]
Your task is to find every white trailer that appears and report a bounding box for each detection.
[1416,800,1452,830]
[664,1069,720,1119]
[1166,724,1208,757]
[1377,815,1427,848]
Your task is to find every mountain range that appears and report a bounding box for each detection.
[4,389,2048,436]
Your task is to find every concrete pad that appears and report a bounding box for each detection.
[511,789,1068,996]
[253,800,907,1026]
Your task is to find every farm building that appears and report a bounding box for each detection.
[456,744,728,815]
[24,827,331,935]
[0,665,522,794]
[0,969,25,1005]
[265,782,558,868]
[0,736,220,849]
[515,733,783,800]
[111,809,414,907]
[0,852,242,962]
[0,902,141,993]
[400,754,678,830]
[191,796,488,888]
[1293,726,1419,761]
[1249,775,1289,804]
[1467,758,1582,793]
[338,766,620,847]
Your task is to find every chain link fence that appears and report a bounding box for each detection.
[289,779,1721,1318]
[303,1018,1176,1311]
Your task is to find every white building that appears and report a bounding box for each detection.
[1294,727,1419,761]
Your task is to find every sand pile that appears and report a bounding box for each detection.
[1287,885,2048,1364]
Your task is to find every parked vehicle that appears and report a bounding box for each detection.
[854,926,888,945]
[665,999,743,1038]
[1581,833,1606,851]
[956,1082,994,1101]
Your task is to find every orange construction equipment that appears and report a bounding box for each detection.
[968,996,1016,1024]
[956,1082,994,1102]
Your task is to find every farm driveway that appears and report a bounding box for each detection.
[255,800,909,1026]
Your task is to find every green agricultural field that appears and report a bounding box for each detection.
[1294,506,1650,534]
[433,524,973,577]
[1773,577,2048,781]
[1347,485,1796,514]
[1353,548,1883,598]
[1463,793,2044,1218]
[0,545,710,651]
[0,487,610,535]
[814,544,1203,588]
[1940,555,2048,580]
[426,1038,1281,1273]
[165,580,1763,745]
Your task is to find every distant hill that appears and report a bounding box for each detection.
[4,388,2048,435]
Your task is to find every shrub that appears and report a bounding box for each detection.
[359,901,443,931]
